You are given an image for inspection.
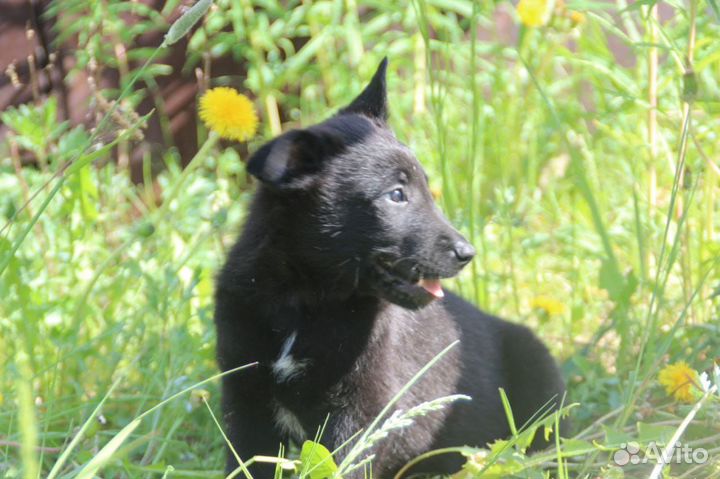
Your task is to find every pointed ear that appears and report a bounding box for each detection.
[340,57,388,121]
[246,129,343,190]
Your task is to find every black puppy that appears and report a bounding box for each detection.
[214,58,565,478]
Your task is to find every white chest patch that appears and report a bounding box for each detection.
[272,400,307,441]
[272,331,309,382]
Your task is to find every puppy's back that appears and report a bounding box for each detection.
[440,293,565,446]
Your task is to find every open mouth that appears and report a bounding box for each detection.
[373,256,446,308]
[416,277,444,298]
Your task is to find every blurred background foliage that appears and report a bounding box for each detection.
[1,0,720,477]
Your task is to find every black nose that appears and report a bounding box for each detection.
[453,240,476,264]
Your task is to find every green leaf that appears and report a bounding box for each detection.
[300,440,338,479]
[603,425,632,447]
[78,165,99,222]
[682,70,698,103]
[598,259,637,306]
[0,98,59,156]
[163,0,213,46]
[498,388,517,436]
[560,438,597,455]
[56,125,90,162]
[637,422,675,444]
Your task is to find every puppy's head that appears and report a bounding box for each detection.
[247,58,475,309]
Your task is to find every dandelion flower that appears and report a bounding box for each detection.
[659,361,699,403]
[517,0,551,27]
[199,87,258,142]
[189,388,211,409]
[430,186,442,200]
[531,295,566,316]
[569,11,586,25]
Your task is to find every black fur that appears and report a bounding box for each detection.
[214,58,565,478]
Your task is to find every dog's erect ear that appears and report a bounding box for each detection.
[247,128,343,189]
[340,57,388,121]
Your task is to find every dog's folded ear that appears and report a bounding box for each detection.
[246,128,344,190]
[339,57,388,122]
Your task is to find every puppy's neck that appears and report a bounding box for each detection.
[238,189,368,303]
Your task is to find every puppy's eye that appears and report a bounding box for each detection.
[388,188,407,203]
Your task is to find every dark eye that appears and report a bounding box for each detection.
[388,188,407,203]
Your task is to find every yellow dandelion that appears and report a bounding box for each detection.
[531,295,566,316]
[659,361,699,403]
[189,388,211,409]
[430,186,443,200]
[199,87,258,142]
[517,0,552,27]
[569,10,586,25]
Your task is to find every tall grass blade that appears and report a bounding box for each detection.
[46,379,122,479]
[337,341,459,473]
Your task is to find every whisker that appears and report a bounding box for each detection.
[337,258,353,267]
[389,256,414,268]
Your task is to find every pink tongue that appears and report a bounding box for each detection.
[419,279,444,299]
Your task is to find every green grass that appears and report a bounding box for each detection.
[2,0,720,477]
